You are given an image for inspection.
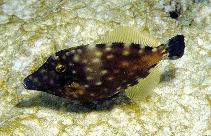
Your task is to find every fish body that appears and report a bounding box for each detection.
[23,27,185,101]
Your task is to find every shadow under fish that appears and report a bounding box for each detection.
[16,92,132,113]
[22,26,185,103]
[160,66,177,83]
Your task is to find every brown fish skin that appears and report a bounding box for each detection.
[23,42,166,101]
[70,43,165,100]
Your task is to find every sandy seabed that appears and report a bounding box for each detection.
[0,0,210,136]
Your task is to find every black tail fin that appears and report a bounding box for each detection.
[166,35,185,60]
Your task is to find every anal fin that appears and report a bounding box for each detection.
[125,63,161,102]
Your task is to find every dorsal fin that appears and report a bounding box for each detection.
[96,26,161,47]
[125,63,161,102]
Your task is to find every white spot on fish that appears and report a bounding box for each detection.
[117,86,122,90]
[95,81,102,86]
[139,50,143,54]
[28,76,33,80]
[84,84,89,88]
[152,48,157,52]
[107,76,114,81]
[106,54,114,59]
[101,70,108,75]
[82,59,88,64]
[72,70,76,74]
[77,49,82,54]
[73,55,80,62]
[69,62,74,66]
[122,50,130,56]
[86,67,93,72]
[105,46,112,51]
[92,58,100,63]
[135,78,140,82]
[70,50,75,54]
[33,77,39,83]
[113,91,119,95]
[90,93,95,96]
[65,52,72,56]
[95,51,102,57]
[39,69,46,74]
[51,55,59,60]
[87,76,93,80]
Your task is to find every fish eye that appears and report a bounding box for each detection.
[55,63,66,73]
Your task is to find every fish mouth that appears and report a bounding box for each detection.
[23,76,36,90]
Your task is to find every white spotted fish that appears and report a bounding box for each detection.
[23,27,185,101]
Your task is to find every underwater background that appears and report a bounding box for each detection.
[0,0,210,135]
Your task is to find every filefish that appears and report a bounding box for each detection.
[23,27,185,101]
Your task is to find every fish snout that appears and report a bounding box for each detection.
[23,76,36,90]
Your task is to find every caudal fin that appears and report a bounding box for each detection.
[166,35,185,60]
